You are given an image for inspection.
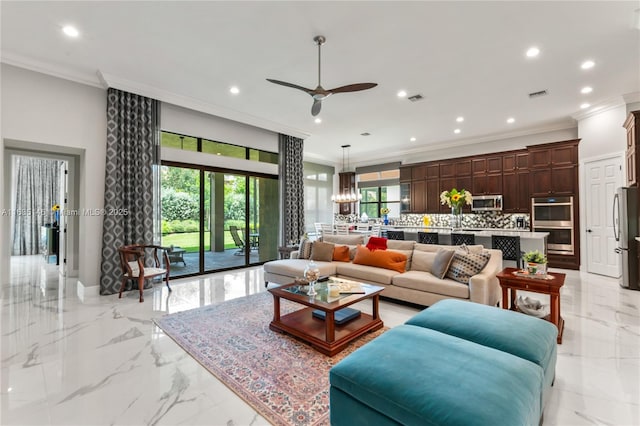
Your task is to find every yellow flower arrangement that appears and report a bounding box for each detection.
[51,204,60,212]
[380,207,390,215]
[423,215,430,226]
[440,188,472,208]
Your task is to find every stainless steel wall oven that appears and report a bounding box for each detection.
[532,196,574,255]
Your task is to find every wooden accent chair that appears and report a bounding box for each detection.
[118,244,171,303]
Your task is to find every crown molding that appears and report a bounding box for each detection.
[570,93,640,121]
[1,51,104,88]
[347,118,578,166]
[98,71,310,140]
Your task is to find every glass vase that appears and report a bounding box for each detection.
[383,214,389,225]
[450,205,462,229]
[304,260,320,296]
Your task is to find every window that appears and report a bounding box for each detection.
[161,131,278,165]
[359,186,400,218]
[304,162,335,234]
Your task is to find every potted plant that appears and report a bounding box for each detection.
[522,250,547,275]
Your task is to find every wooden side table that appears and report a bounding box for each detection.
[496,267,566,344]
[277,245,299,259]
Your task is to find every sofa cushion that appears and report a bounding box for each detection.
[392,270,470,299]
[330,325,544,426]
[432,249,455,279]
[310,241,335,262]
[353,245,407,273]
[263,259,337,278]
[333,245,351,262]
[365,236,387,251]
[386,240,415,271]
[336,262,398,285]
[445,251,492,284]
[410,251,437,273]
[322,234,365,245]
[298,237,313,259]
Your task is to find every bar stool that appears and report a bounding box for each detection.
[386,230,405,240]
[491,235,523,269]
[451,233,475,246]
[417,232,439,244]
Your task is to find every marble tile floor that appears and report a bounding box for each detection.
[1,255,639,425]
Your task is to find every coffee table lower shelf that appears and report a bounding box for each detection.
[269,307,383,356]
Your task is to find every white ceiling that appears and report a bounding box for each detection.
[2,1,639,165]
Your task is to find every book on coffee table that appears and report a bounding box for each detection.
[312,308,361,325]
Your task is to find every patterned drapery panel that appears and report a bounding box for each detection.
[279,134,305,245]
[100,88,159,295]
[11,156,61,255]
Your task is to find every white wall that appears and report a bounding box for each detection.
[1,64,107,289]
[162,103,278,153]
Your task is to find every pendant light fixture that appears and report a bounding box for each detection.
[331,144,362,203]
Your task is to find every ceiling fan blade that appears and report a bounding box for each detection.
[311,99,322,116]
[266,79,314,94]
[328,83,378,94]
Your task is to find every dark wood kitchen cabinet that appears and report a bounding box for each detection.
[528,140,579,197]
[411,179,427,213]
[502,151,530,212]
[472,154,502,195]
[624,110,639,186]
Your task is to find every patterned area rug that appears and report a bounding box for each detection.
[154,291,386,426]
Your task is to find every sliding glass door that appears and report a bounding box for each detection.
[161,163,278,277]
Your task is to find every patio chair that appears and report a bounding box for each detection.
[229,226,246,255]
[118,244,171,303]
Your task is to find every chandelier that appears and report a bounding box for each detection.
[332,144,362,204]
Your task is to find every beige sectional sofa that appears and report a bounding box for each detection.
[263,234,503,306]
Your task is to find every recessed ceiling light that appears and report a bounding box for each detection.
[581,86,593,94]
[410,137,416,142]
[62,25,79,38]
[454,129,461,134]
[581,60,595,70]
[456,116,464,122]
[314,118,322,124]
[229,86,240,94]
[580,103,591,109]
[507,117,515,124]
[397,90,407,98]
[216,152,221,155]
[526,46,540,57]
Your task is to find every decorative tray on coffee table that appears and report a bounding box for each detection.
[512,270,553,280]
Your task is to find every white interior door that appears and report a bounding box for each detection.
[585,156,623,276]
[58,161,68,276]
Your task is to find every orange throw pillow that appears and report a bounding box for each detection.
[353,245,407,273]
[333,245,351,262]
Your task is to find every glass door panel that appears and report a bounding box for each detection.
[250,176,279,262]
[160,165,201,277]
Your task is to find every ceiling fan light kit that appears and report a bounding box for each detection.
[267,35,378,116]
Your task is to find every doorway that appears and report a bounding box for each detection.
[584,155,624,277]
[161,163,278,277]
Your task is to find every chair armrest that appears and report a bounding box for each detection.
[290,250,300,259]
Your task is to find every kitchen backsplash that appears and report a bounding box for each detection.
[334,212,530,229]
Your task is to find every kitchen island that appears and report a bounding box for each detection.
[383,227,548,265]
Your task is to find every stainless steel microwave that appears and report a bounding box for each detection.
[471,195,503,211]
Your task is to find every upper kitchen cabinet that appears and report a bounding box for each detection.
[624,110,639,186]
[472,154,503,195]
[399,166,412,182]
[528,140,579,197]
[502,150,530,212]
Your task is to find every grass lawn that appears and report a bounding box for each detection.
[161,231,236,252]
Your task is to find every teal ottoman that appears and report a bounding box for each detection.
[329,325,544,426]
[405,299,557,403]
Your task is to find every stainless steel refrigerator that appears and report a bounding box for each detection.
[613,187,639,290]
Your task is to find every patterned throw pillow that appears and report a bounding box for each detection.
[298,237,313,259]
[445,251,492,284]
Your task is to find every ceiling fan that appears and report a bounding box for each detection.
[267,35,378,116]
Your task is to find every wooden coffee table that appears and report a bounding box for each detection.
[268,279,384,356]
[497,267,566,343]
